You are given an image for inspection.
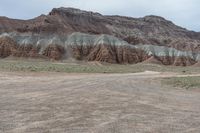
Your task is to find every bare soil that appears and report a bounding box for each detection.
[0,71,200,133]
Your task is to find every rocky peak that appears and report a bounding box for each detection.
[143,15,166,21]
[142,15,173,25]
[49,7,102,17]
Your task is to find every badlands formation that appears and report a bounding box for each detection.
[0,7,200,66]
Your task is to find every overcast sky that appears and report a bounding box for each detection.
[0,0,199,31]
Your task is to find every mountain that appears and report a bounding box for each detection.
[0,7,200,66]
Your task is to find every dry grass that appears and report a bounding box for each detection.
[162,76,200,89]
[0,58,200,74]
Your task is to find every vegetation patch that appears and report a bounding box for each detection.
[162,76,200,89]
[0,58,200,74]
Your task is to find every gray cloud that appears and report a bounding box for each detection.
[0,0,199,31]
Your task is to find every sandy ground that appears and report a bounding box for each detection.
[0,71,200,133]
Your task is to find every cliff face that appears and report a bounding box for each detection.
[0,7,200,66]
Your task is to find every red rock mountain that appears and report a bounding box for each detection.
[0,7,200,66]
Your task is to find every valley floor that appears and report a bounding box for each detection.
[0,71,200,133]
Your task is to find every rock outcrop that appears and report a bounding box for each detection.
[0,33,149,63]
[0,7,200,66]
[0,36,17,57]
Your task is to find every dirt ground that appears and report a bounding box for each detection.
[0,71,200,133]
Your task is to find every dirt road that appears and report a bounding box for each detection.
[0,71,200,133]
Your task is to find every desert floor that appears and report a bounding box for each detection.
[1,71,200,133]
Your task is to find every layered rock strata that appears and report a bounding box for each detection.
[0,7,200,66]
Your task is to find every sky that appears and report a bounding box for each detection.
[0,0,199,31]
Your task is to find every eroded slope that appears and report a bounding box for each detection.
[0,7,200,65]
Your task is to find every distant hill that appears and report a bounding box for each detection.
[0,7,200,66]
